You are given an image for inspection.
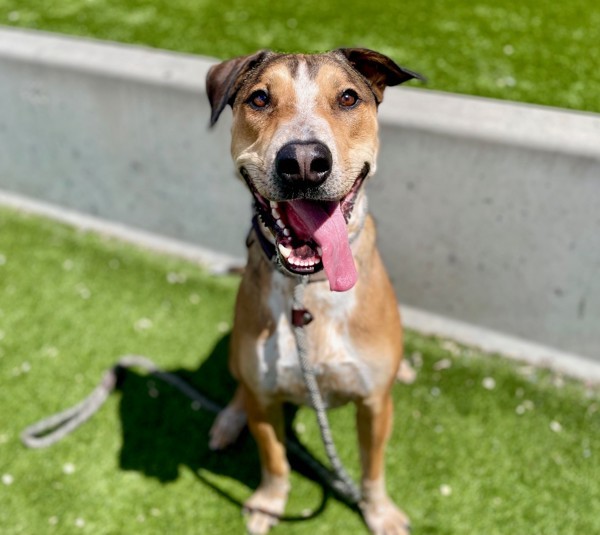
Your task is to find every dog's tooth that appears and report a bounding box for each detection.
[276,219,285,229]
[269,201,278,208]
[283,228,290,237]
[278,243,291,259]
[316,246,323,256]
[271,208,280,219]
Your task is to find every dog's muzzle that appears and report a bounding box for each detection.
[241,161,370,293]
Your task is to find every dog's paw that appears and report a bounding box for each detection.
[360,498,411,535]
[208,405,247,450]
[243,486,288,535]
[395,359,417,384]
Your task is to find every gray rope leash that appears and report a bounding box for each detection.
[21,367,117,449]
[20,355,221,449]
[20,352,360,505]
[292,276,362,504]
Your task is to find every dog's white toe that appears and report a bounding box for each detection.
[395,359,417,384]
[243,488,287,535]
[244,509,278,535]
[361,498,411,535]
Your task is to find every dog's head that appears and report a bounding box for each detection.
[207,48,422,291]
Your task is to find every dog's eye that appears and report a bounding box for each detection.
[339,89,359,108]
[248,90,269,109]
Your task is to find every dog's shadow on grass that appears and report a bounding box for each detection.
[117,333,350,524]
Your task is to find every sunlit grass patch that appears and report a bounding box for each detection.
[0,206,598,535]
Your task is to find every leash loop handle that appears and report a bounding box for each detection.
[20,354,222,449]
[21,368,118,449]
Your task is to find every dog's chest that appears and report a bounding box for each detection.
[257,272,373,407]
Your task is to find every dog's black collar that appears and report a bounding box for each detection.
[247,214,277,263]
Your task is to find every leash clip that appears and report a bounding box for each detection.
[291,308,313,328]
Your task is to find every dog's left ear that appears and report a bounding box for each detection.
[336,48,424,104]
[206,50,272,126]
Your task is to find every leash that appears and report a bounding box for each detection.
[291,276,362,504]
[20,336,361,505]
[246,214,362,502]
[247,213,364,502]
[20,354,221,449]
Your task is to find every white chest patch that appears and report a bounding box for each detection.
[257,272,374,408]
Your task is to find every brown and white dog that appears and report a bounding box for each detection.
[206,48,422,535]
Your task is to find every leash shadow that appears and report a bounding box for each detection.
[116,333,355,524]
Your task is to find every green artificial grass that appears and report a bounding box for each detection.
[1,206,599,534]
[1,0,599,113]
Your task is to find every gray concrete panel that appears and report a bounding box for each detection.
[0,28,246,256]
[1,28,599,360]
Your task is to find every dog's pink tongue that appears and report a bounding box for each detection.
[285,200,357,292]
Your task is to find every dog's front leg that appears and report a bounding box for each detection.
[356,393,411,535]
[244,392,290,535]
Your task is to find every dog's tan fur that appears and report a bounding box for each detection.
[206,49,421,535]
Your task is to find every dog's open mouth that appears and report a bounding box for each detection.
[243,164,369,292]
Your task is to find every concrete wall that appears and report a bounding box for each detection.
[374,95,600,360]
[0,27,242,256]
[1,28,599,361]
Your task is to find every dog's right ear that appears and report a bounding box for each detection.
[336,48,425,105]
[206,50,271,127]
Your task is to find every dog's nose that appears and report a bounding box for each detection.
[275,141,332,187]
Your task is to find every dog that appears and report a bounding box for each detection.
[206,48,422,535]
